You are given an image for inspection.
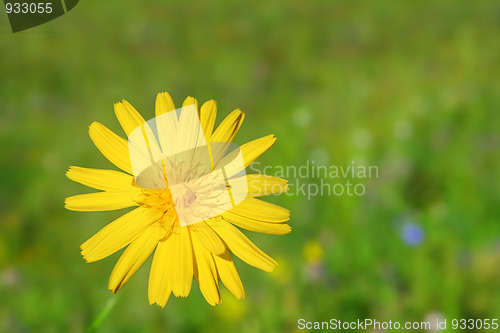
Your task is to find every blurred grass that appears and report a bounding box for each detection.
[1,0,500,332]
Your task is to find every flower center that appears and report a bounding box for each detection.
[172,183,197,210]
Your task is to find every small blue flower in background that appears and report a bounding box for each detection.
[401,222,424,246]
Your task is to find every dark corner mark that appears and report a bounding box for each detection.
[4,0,79,33]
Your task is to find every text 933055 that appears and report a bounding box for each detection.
[5,2,53,14]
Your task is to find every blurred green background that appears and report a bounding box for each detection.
[1,1,500,332]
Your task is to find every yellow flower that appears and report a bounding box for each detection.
[65,92,291,307]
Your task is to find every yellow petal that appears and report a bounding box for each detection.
[228,196,290,223]
[89,122,132,174]
[240,134,277,168]
[170,223,194,297]
[65,190,140,211]
[193,238,221,306]
[66,166,135,191]
[211,109,244,143]
[237,174,288,197]
[155,93,179,156]
[213,250,244,300]
[212,146,245,178]
[206,218,277,272]
[210,110,245,163]
[190,221,225,255]
[213,132,273,179]
[114,100,147,137]
[182,96,199,110]
[200,100,217,140]
[81,207,164,262]
[155,92,176,116]
[148,237,172,307]
[222,211,291,235]
[109,223,166,293]
[178,97,204,152]
[114,100,165,176]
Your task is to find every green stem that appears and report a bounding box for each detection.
[87,295,118,333]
